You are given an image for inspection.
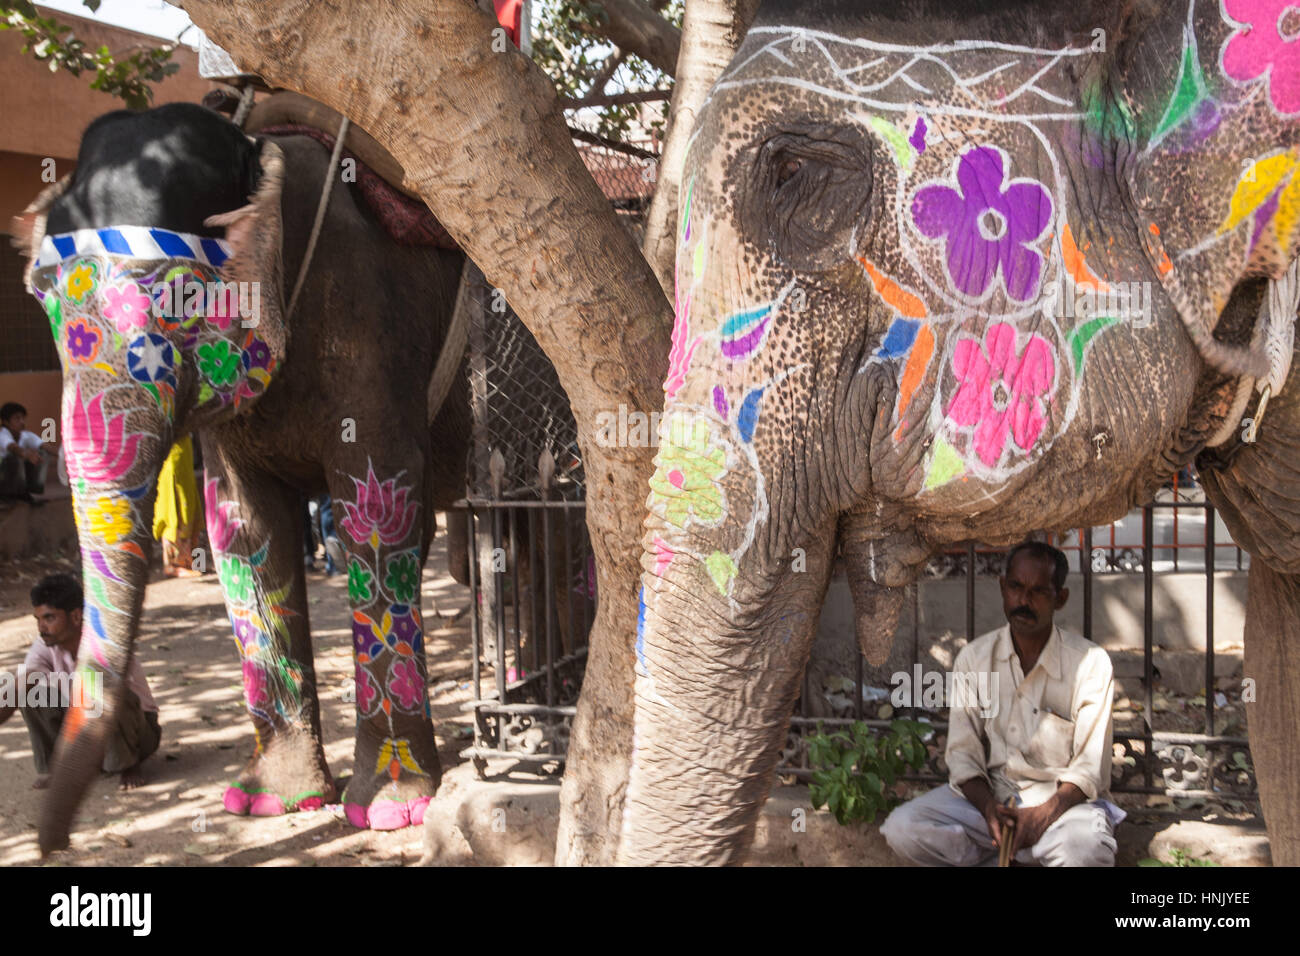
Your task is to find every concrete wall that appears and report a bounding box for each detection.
[812,570,1247,697]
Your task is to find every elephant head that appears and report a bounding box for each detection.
[16,103,289,851]
[621,0,1300,862]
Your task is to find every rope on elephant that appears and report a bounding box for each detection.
[285,114,350,324]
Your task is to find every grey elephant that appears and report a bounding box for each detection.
[17,98,469,852]
[620,0,1300,863]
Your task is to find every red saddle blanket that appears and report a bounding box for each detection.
[258,123,460,250]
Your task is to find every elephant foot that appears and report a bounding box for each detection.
[223,726,336,817]
[342,721,442,830]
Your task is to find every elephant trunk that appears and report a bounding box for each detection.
[38,403,166,855]
[617,528,837,865]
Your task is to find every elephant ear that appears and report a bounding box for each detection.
[11,175,73,291]
[1120,0,1300,377]
[204,137,289,370]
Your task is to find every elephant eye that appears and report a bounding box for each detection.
[776,158,804,187]
[738,126,875,273]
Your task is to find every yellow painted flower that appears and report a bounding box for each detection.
[374,737,426,779]
[648,412,728,530]
[65,261,98,304]
[86,495,132,544]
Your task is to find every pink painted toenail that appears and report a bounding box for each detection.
[296,796,324,812]
[344,803,369,828]
[367,799,412,831]
[407,796,432,827]
[223,786,252,815]
[249,792,288,816]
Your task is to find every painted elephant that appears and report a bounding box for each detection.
[621,0,1300,863]
[18,100,470,852]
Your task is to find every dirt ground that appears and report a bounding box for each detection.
[0,521,477,867]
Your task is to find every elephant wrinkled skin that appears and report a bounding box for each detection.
[620,0,1300,864]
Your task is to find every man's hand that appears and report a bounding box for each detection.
[958,777,1002,848]
[994,782,1088,856]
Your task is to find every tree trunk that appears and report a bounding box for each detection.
[176,0,671,865]
[640,0,757,294]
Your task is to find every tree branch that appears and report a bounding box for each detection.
[582,0,681,77]
[561,88,671,109]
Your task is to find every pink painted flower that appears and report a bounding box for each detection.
[204,476,245,553]
[946,322,1056,467]
[242,660,269,708]
[62,379,145,483]
[338,462,419,547]
[1222,0,1300,115]
[355,665,380,715]
[102,281,152,334]
[386,658,423,712]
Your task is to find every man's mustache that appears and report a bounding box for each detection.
[1010,606,1035,619]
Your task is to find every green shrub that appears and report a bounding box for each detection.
[807,719,930,825]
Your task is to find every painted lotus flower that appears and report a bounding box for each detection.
[387,658,423,712]
[912,146,1053,302]
[664,258,701,399]
[102,281,152,334]
[63,379,145,483]
[86,494,132,544]
[64,319,101,362]
[1222,0,1300,115]
[339,463,419,547]
[204,476,245,552]
[647,413,728,529]
[64,261,97,304]
[946,322,1056,467]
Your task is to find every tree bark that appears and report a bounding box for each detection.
[640,0,757,295]
[583,0,682,77]
[176,0,671,865]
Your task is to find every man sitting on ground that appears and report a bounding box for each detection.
[0,574,160,789]
[0,401,52,500]
[881,541,1124,866]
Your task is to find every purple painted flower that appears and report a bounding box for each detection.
[353,613,383,663]
[65,319,101,362]
[912,146,1053,302]
[385,604,423,655]
[244,337,272,370]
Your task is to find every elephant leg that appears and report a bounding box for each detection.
[201,442,335,816]
[329,455,440,830]
[1242,563,1300,865]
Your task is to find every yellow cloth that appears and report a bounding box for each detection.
[152,436,199,543]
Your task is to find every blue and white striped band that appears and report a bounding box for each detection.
[37,226,233,269]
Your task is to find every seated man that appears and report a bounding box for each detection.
[0,401,51,500]
[881,541,1124,866]
[0,574,160,789]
